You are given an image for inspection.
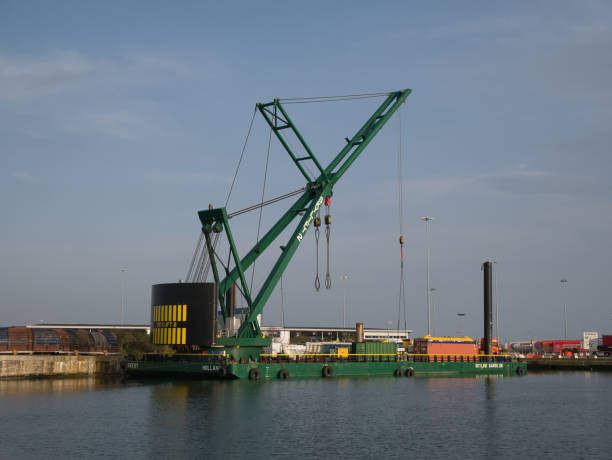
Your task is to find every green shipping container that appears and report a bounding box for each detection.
[352,342,397,360]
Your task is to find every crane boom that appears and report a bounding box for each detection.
[198,89,411,348]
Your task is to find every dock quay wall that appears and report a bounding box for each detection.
[527,358,612,371]
[0,355,122,379]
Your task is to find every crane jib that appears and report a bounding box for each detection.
[200,88,411,342]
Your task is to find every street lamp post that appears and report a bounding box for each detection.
[421,216,434,336]
[120,268,128,325]
[340,274,349,328]
[561,279,568,339]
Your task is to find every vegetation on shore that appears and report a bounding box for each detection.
[114,330,174,360]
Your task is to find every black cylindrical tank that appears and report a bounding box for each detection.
[151,282,217,347]
[482,261,493,355]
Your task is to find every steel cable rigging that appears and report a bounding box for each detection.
[396,106,408,334]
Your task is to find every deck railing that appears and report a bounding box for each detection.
[141,352,515,365]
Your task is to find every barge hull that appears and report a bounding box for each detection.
[126,360,526,379]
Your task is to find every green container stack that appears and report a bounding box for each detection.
[352,342,397,361]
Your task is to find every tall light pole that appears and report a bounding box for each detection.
[340,274,349,328]
[430,287,437,336]
[561,279,568,339]
[421,216,434,336]
[120,268,128,325]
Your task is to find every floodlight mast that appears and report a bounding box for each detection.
[198,89,412,347]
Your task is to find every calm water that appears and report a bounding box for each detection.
[1,372,611,459]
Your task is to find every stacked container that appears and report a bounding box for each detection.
[413,336,478,361]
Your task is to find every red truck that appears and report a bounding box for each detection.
[541,340,585,354]
[594,335,612,357]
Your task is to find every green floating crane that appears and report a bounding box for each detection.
[198,89,411,359]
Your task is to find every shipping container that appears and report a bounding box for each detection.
[53,329,73,352]
[75,329,95,352]
[352,341,397,360]
[0,327,120,354]
[32,328,61,352]
[413,336,478,361]
[8,327,33,351]
[602,335,612,347]
[0,328,8,351]
[101,330,119,353]
[90,331,110,352]
[508,341,535,354]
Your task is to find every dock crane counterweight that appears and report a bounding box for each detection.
[198,89,412,359]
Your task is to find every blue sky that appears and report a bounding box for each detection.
[1,1,611,341]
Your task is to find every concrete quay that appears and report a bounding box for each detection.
[527,358,612,371]
[0,354,122,379]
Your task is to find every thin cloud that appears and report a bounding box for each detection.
[66,109,159,141]
[11,171,40,184]
[403,168,609,199]
[0,50,93,98]
[0,50,206,100]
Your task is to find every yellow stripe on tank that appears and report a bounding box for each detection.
[181,327,186,345]
[182,305,187,322]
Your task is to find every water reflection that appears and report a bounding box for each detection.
[0,376,123,396]
[1,374,611,459]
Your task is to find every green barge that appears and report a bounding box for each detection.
[128,90,526,382]
[126,354,527,380]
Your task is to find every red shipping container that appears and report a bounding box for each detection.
[602,335,612,347]
[413,336,478,361]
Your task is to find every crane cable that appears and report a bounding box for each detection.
[250,127,273,294]
[279,92,389,105]
[191,107,257,283]
[314,209,321,291]
[325,200,332,289]
[280,274,285,328]
[396,105,408,334]
[186,232,203,281]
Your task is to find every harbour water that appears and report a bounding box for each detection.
[1,372,611,459]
